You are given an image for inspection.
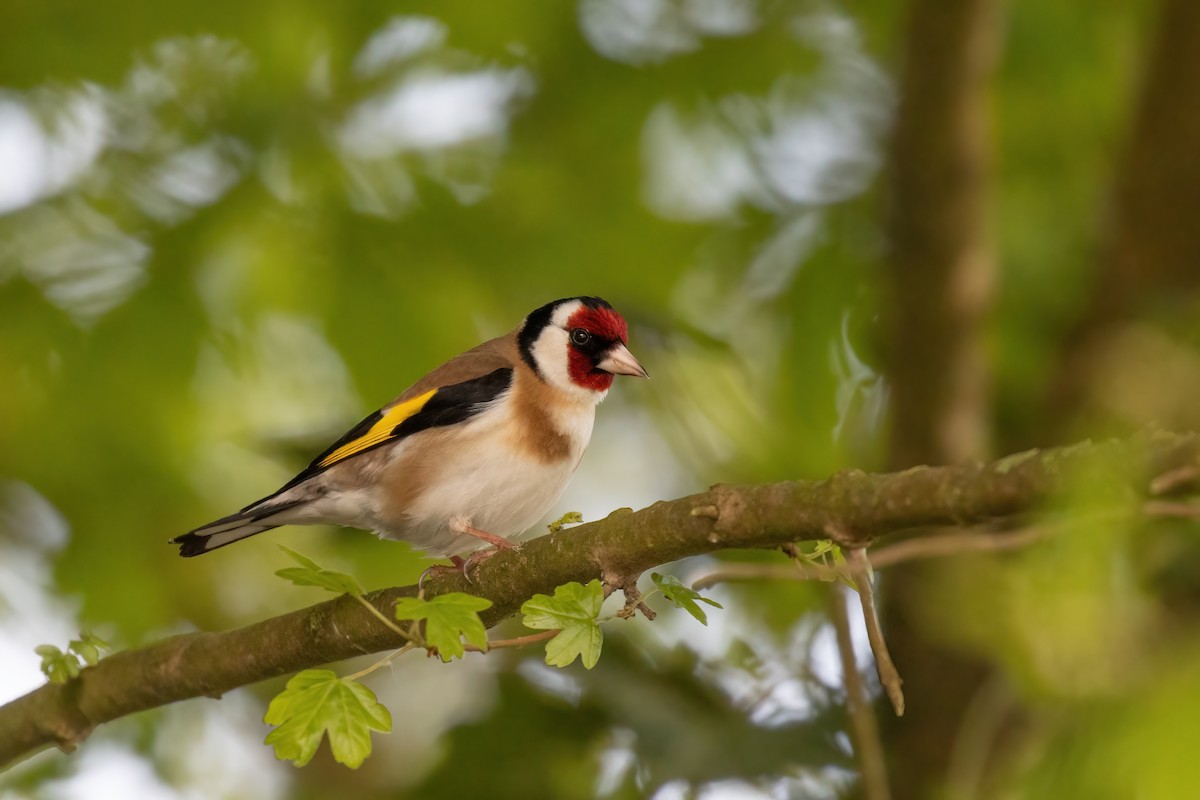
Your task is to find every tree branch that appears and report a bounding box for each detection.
[847,547,904,717]
[1,431,1197,769]
[831,585,892,800]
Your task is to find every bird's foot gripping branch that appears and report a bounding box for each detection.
[4,430,1200,771]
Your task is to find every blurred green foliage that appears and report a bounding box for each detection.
[3,0,1198,799]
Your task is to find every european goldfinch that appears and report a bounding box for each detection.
[172,297,647,559]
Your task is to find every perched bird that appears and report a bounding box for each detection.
[172,296,647,560]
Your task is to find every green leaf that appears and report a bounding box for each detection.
[828,545,859,590]
[807,539,835,558]
[651,572,724,625]
[393,592,493,660]
[35,644,79,684]
[544,622,603,669]
[69,631,110,667]
[546,510,583,533]
[36,631,112,684]
[520,580,604,669]
[263,669,391,768]
[275,546,363,596]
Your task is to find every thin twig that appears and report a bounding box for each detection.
[869,526,1047,569]
[691,562,834,589]
[830,586,892,800]
[464,630,558,653]
[344,644,416,682]
[353,595,416,645]
[1150,464,1200,496]
[1143,500,1200,519]
[847,547,904,717]
[692,526,1046,590]
[602,570,657,620]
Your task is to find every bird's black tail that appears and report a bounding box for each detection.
[171,497,306,557]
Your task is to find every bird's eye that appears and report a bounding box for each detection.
[570,328,592,346]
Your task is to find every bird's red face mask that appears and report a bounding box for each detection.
[564,305,645,392]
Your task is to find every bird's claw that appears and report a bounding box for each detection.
[418,549,513,590]
[418,555,470,592]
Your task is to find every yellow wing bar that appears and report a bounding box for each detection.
[317,388,437,468]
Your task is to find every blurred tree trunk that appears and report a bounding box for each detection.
[1047,0,1200,430]
[885,0,997,469]
[880,0,1001,797]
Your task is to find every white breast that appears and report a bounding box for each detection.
[373,395,595,555]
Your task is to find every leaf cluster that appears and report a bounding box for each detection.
[35,632,109,685]
[192,548,724,770]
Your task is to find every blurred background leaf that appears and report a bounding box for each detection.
[3,0,1199,798]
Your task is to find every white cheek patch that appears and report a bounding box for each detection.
[530,326,581,396]
[529,299,604,401]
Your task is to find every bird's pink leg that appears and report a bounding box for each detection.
[412,524,517,587]
[456,526,519,579]
[457,524,516,550]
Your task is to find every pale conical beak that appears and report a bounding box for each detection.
[597,343,649,378]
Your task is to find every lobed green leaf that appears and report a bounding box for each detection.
[274,546,363,596]
[651,572,723,625]
[263,669,391,768]
[520,579,604,669]
[393,592,493,660]
[35,644,78,685]
[69,631,110,667]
